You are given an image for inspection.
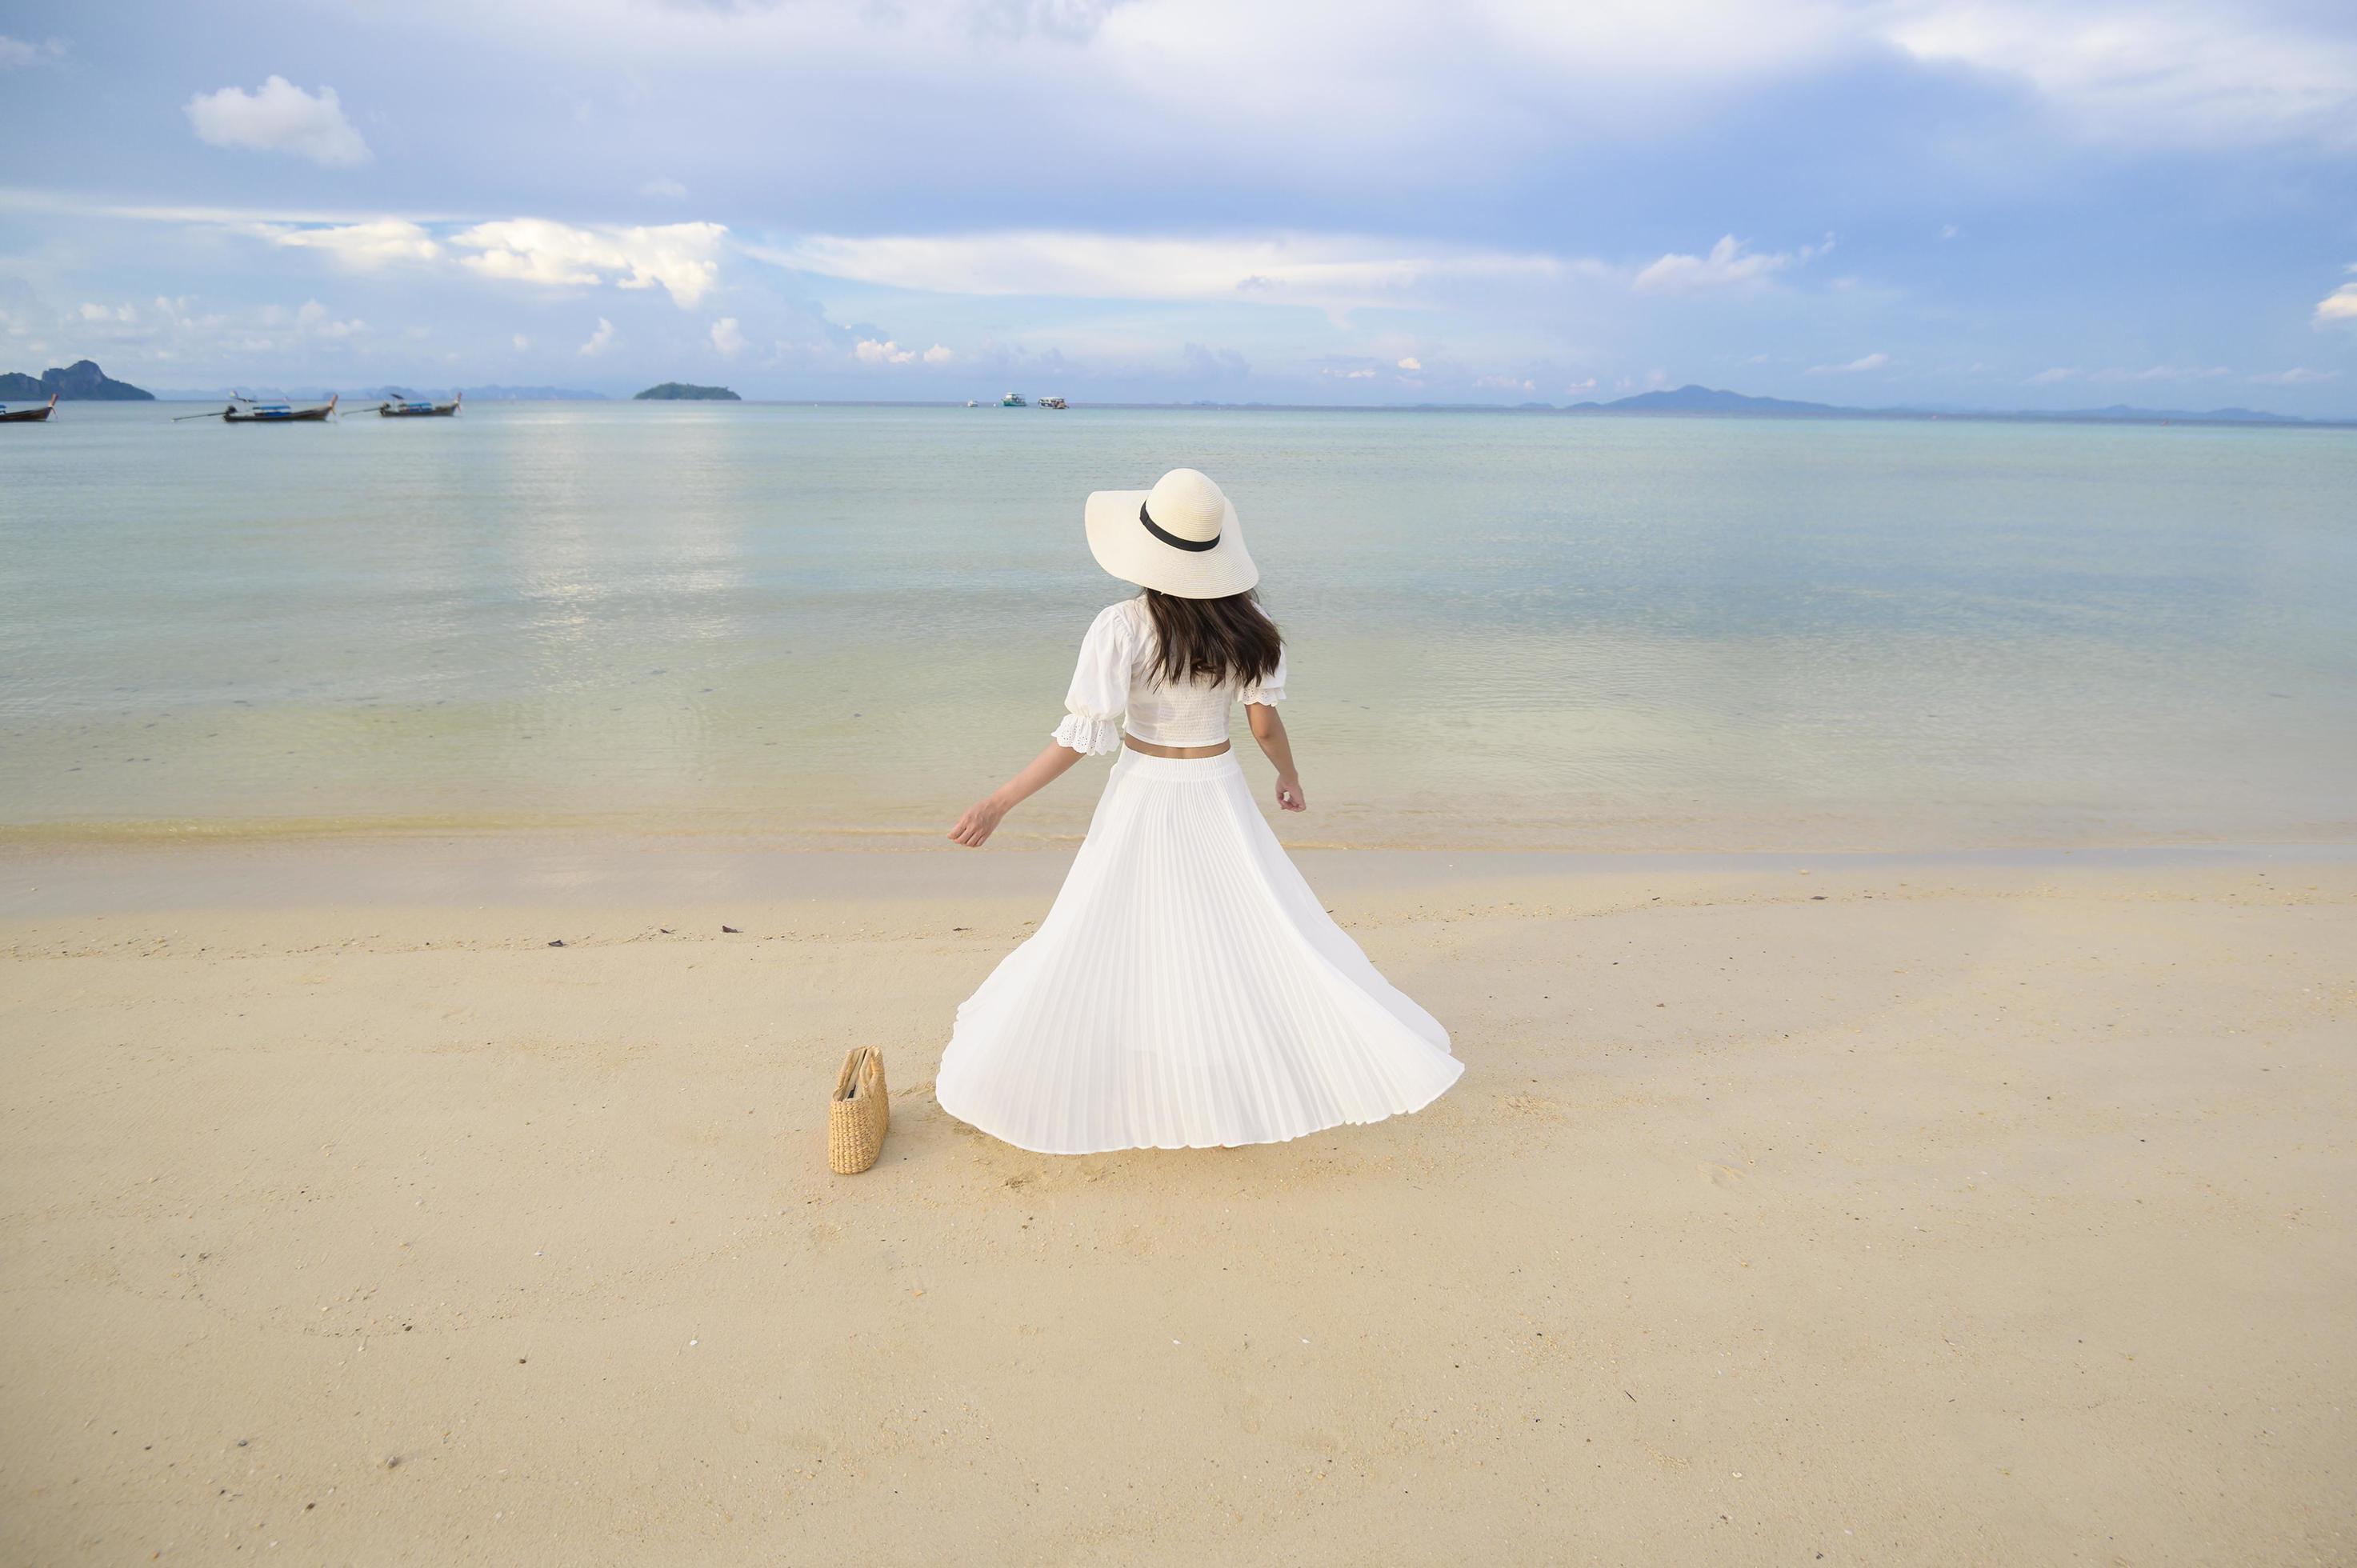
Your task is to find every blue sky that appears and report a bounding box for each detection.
[2,0,2354,410]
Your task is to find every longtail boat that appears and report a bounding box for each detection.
[378,391,461,418]
[0,392,58,423]
[174,394,339,423]
[226,393,336,422]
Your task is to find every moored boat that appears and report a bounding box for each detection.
[1000,392,1027,407]
[1038,396,1067,410]
[0,392,58,423]
[378,391,461,418]
[184,394,338,422]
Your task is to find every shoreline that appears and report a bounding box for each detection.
[5,830,2356,920]
[11,809,2352,854]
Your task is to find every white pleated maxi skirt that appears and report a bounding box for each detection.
[937,749,1464,1154]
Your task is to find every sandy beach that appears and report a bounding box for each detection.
[2,840,2350,1564]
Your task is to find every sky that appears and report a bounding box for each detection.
[2,0,2355,411]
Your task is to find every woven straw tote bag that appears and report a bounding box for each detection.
[827,1046,890,1174]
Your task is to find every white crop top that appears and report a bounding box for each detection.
[1051,597,1287,754]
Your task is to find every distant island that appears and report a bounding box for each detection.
[1564,384,2337,428]
[0,359,154,401]
[1050,390,2353,424]
[1575,386,1846,417]
[634,382,741,401]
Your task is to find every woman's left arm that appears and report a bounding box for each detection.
[949,742,1086,848]
[1247,703,1306,812]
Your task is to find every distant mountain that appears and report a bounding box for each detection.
[1566,383,2348,428]
[634,382,740,401]
[1577,385,1845,417]
[2039,402,2309,426]
[458,384,610,401]
[0,359,154,401]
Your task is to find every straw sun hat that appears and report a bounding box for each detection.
[1083,468,1259,599]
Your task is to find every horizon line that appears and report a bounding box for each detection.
[106,392,2357,429]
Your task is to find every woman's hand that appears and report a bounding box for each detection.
[1275,774,1307,813]
[949,791,1010,848]
[949,741,1086,848]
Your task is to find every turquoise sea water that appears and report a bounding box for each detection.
[2,402,2352,850]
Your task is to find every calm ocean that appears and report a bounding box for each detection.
[2,402,2351,850]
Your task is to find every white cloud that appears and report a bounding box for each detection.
[2085,364,2231,382]
[302,0,2355,158]
[513,334,532,350]
[133,0,2346,200]
[185,77,370,166]
[222,213,725,305]
[1882,1,2357,151]
[1324,366,1379,379]
[16,288,394,369]
[1939,223,1961,240]
[253,219,443,269]
[1633,234,1829,295]
[2249,366,2340,384]
[641,178,690,201]
[710,317,746,357]
[454,219,726,307]
[0,34,65,67]
[921,343,954,364]
[1396,356,1422,371]
[854,338,918,365]
[758,230,1583,310]
[1807,351,1891,373]
[579,317,616,357]
[2316,273,2357,325]
[2019,363,2236,385]
[292,299,366,340]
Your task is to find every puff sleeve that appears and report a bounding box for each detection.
[1050,603,1135,754]
[1240,646,1287,707]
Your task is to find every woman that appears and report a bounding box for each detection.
[938,468,1463,1154]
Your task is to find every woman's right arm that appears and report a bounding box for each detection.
[948,742,1086,847]
[948,603,1130,849]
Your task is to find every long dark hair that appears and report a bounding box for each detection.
[1141,588,1283,689]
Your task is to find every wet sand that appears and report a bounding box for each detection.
[2,842,2351,1564]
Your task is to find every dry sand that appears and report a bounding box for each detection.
[1,842,2351,1565]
